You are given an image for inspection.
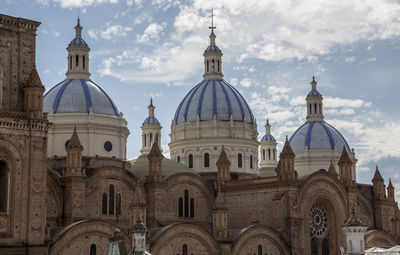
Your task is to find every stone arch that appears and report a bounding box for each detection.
[166,173,213,221]
[46,168,63,227]
[232,224,291,255]
[299,171,348,254]
[49,220,131,255]
[85,166,143,222]
[365,229,397,248]
[150,223,218,255]
[0,139,23,236]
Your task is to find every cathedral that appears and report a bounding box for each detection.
[0,13,399,255]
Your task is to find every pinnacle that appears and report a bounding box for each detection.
[338,146,352,165]
[388,178,394,189]
[328,160,337,175]
[148,142,163,158]
[372,165,384,182]
[25,66,44,89]
[216,145,230,166]
[215,189,226,209]
[66,126,83,149]
[280,136,295,158]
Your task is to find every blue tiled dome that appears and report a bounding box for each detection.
[307,90,322,96]
[289,121,350,151]
[261,134,276,141]
[68,37,88,46]
[205,44,221,52]
[174,79,254,124]
[143,116,160,125]
[44,79,119,116]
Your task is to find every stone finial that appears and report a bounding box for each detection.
[216,145,230,167]
[75,17,82,38]
[265,119,271,135]
[66,126,83,149]
[25,66,44,89]
[328,159,338,176]
[372,165,384,182]
[311,76,317,91]
[280,136,295,158]
[338,146,352,165]
[148,97,155,117]
[148,142,163,159]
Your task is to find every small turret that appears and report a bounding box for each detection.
[372,166,386,200]
[23,66,45,119]
[338,147,353,186]
[147,142,164,183]
[259,119,278,169]
[108,229,127,255]
[277,136,296,181]
[130,219,148,254]
[216,146,230,185]
[328,159,338,177]
[203,9,223,81]
[388,178,395,202]
[342,209,368,255]
[65,127,84,176]
[141,98,162,155]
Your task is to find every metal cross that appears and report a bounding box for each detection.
[209,8,216,32]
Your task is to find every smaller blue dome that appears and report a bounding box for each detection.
[289,121,350,151]
[205,44,221,52]
[143,117,160,125]
[261,134,276,141]
[307,90,322,96]
[69,37,88,46]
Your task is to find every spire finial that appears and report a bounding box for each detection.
[265,119,271,135]
[311,76,317,91]
[209,8,216,45]
[75,17,83,38]
[148,97,155,117]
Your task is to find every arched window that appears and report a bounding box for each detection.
[250,155,253,169]
[149,133,153,147]
[90,243,96,255]
[0,161,9,212]
[258,244,262,255]
[268,149,271,160]
[314,103,317,114]
[322,238,329,255]
[178,197,183,217]
[101,193,107,214]
[144,134,146,147]
[69,56,72,69]
[116,193,121,215]
[207,60,209,72]
[184,190,189,217]
[190,198,194,218]
[204,153,210,168]
[211,59,215,71]
[238,153,242,168]
[262,149,265,161]
[109,184,115,215]
[76,55,79,67]
[182,244,188,255]
[177,156,181,163]
[309,104,312,114]
[188,154,193,168]
[218,60,220,72]
[311,238,318,255]
[83,56,86,69]
[273,149,276,160]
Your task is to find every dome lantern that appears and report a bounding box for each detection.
[141,98,162,155]
[203,9,223,81]
[66,18,91,80]
[306,76,324,122]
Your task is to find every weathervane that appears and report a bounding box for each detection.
[209,8,216,33]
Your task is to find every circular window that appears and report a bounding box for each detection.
[104,141,112,152]
[310,204,328,237]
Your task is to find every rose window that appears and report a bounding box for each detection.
[310,204,328,237]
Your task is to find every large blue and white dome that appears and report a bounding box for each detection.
[44,79,119,116]
[174,79,254,124]
[289,121,350,151]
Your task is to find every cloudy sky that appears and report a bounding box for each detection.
[4,0,400,192]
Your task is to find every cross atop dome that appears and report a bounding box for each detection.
[209,8,216,45]
[75,17,82,38]
[306,76,324,122]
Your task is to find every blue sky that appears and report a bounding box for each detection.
[4,0,400,192]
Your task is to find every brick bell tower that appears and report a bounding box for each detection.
[0,14,49,254]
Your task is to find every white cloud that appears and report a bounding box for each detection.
[360,57,377,64]
[136,22,166,43]
[53,0,118,8]
[345,56,356,63]
[240,78,252,87]
[88,25,132,40]
[324,97,372,109]
[230,78,238,86]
